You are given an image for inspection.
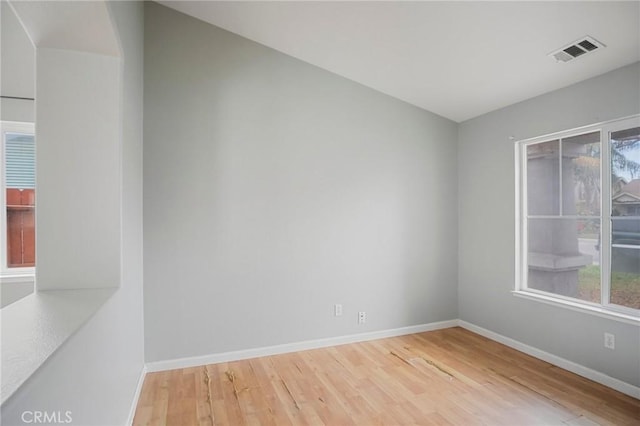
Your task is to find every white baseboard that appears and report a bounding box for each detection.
[145,319,458,373]
[139,319,639,404]
[126,364,147,426]
[458,320,640,400]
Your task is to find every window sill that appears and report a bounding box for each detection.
[512,290,640,326]
[0,288,116,405]
[0,272,35,283]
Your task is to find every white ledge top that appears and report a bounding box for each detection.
[1,288,116,405]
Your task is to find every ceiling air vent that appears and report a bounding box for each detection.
[549,36,605,63]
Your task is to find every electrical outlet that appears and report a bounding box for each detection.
[358,311,366,324]
[604,332,615,350]
[334,304,343,317]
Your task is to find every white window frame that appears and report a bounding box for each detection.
[1,120,36,280]
[515,115,640,325]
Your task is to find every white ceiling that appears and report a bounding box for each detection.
[158,1,640,123]
[9,0,120,57]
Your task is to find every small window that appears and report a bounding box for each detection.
[1,121,36,278]
[516,116,640,319]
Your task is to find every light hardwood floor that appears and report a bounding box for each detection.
[133,327,640,425]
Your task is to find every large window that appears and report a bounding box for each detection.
[516,115,640,320]
[1,121,35,278]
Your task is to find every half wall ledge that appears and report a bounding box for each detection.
[0,288,116,406]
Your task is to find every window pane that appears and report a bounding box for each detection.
[528,218,600,303]
[527,140,560,215]
[563,132,600,216]
[609,125,640,310]
[4,132,36,268]
[611,247,640,310]
[5,133,35,189]
[611,127,640,218]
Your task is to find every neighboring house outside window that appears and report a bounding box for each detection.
[613,179,640,217]
[516,115,640,321]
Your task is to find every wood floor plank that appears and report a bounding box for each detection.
[194,366,214,426]
[133,327,640,425]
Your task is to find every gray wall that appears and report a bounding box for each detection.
[458,62,640,387]
[35,47,121,290]
[144,3,458,363]
[1,2,36,307]
[0,280,33,308]
[0,2,34,122]
[0,1,144,424]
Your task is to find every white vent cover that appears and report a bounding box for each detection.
[549,36,605,63]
